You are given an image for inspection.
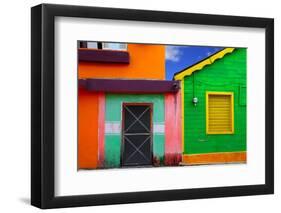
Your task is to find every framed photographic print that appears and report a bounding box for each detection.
[31,3,274,209]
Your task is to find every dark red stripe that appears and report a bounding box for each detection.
[79,79,180,93]
[78,49,130,63]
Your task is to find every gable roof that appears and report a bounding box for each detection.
[173,48,235,80]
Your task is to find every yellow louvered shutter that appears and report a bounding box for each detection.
[206,92,234,134]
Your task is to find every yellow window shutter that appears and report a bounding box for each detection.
[206,92,234,134]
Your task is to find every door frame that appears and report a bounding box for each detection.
[120,103,153,167]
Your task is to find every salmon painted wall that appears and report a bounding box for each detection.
[164,92,182,166]
[78,44,165,80]
[97,93,105,168]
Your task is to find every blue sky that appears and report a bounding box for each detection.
[165,46,223,80]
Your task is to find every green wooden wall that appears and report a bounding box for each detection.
[104,94,165,168]
[183,48,247,154]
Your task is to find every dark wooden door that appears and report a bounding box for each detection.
[121,104,152,167]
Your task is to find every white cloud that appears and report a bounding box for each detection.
[165,46,182,62]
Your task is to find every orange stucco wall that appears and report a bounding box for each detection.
[78,88,99,169]
[78,44,165,80]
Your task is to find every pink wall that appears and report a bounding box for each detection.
[98,93,105,167]
[164,91,182,166]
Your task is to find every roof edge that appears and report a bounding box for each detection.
[79,78,180,93]
[174,47,235,80]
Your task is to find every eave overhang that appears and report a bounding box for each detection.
[174,48,235,80]
[79,79,180,93]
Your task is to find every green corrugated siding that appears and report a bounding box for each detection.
[183,48,247,154]
[105,94,165,167]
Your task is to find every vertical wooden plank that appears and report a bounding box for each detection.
[164,91,182,166]
[98,93,105,168]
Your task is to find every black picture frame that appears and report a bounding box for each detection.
[31,3,274,209]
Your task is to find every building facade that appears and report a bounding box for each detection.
[174,48,247,165]
[78,42,182,169]
[78,43,247,169]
